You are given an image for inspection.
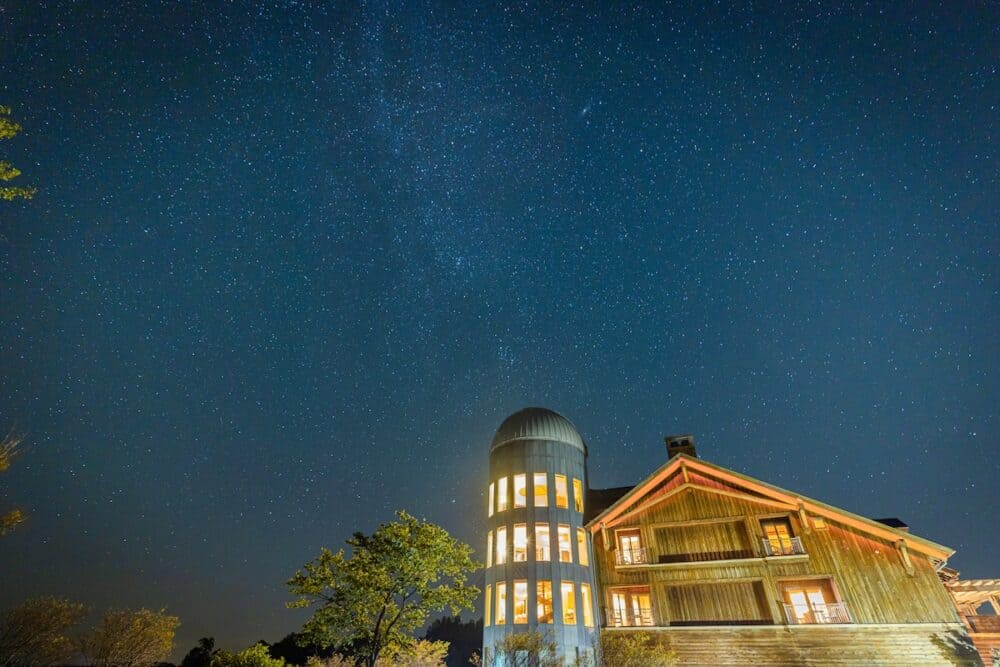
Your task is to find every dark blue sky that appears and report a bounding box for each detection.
[1,0,997,658]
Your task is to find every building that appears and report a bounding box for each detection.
[482,407,984,666]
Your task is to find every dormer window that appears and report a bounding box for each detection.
[761,517,805,556]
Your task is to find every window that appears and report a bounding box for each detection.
[580,584,594,627]
[780,579,848,624]
[513,474,527,508]
[609,587,653,627]
[813,516,828,530]
[560,582,577,625]
[496,526,507,565]
[576,528,589,566]
[496,582,507,625]
[557,524,573,563]
[554,475,569,508]
[536,581,553,623]
[535,524,551,561]
[573,478,584,513]
[485,585,492,627]
[488,483,494,517]
[497,477,508,512]
[617,529,645,565]
[487,531,493,568]
[513,524,527,562]
[761,517,800,556]
[533,473,548,507]
[513,580,528,624]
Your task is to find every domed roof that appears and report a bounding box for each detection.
[490,407,586,453]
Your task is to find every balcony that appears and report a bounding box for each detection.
[966,615,1000,633]
[615,546,649,566]
[783,602,851,625]
[609,608,654,627]
[762,536,806,557]
[657,549,755,564]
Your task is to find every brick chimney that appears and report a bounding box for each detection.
[666,434,696,459]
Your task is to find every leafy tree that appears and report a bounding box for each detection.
[81,608,180,667]
[0,106,35,202]
[599,631,677,667]
[268,633,334,666]
[0,428,25,535]
[181,638,220,667]
[0,596,87,667]
[487,632,559,667]
[287,511,479,667]
[423,617,481,667]
[211,644,286,667]
[376,639,448,667]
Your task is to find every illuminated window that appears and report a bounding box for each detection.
[576,528,589,566]
[580,584,594,627]
[561,582,577,625]
[485,584,492,627]
[573,478,584,513]
[533,473,548,507]
[496,526,507,565]
[488,483,494,517]
[813,516,828,530]
[537,581,553,623]
[557,524,572,563]
[535,524,551,561]
[554,475,568,508]
[609,587,653,627]
[761,517,800,556]
[487,531,493,568]
[513,524,527,562]
[497,477,508,512]
[513,580,528,624]
[617,529,645,565]
[513,474,527,508]
[496,582,507,625]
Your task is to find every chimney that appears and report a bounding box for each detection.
[666,434,696,459]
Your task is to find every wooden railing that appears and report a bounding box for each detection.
[657,549,755,563]
[609,608,654,627]
[615,546,649,565]
[762,536,806,556]
[966,615,1000,633]
[783,602,851,625]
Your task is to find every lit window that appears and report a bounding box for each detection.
[497,477,508,512]
[573,478,584,513]
[513,474,527,508]
[488,483,494,517]
[580,584,594,627]
[487,531,493,568]
[533,473,548,507]
[558,524,572,563]
[513,580,528,624]
[496,582,507,625]
[813,516,828,530]
[554,475,568,508]
[496,526,507,565]
[576,528,588,566]
[617,529,644,565]
[561,582,577,625]
[609,587,653,627]
[485,584,492,627]
[513,524,527,562]
[761,518,797,556]
[535,524,551,561]
[537,581,553,623]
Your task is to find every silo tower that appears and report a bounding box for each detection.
[483,408,599,666]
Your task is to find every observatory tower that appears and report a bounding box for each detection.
[483,408,599,665]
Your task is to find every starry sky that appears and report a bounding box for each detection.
[1,0,997,658]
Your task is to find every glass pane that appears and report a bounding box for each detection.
[485,585,492,627]
[555,475,568,508]
[488,483,494,517]
[513,581,528,624]
[558,524,573,563]
[496,582,507,625]
[534,473,548,507]
[486,531,493,568]
[561,582,577,625]
[535,524,551,561]
[581,584,594,627]
[496,527,507,565]
[573,478,584,513]
[497,477,508,512]
[514,474,527,508]
[537,581,553,623]
[577,528,589,566]
[513,524,527,562]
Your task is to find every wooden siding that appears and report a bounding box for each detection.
[664,581,770,623]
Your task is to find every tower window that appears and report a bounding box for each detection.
[488,483,494,517]
[576,528,589,566]
[513,580,528,624]
[497,477,508,513]
[554,475,569,508]
[560,582,577,625]
[580,584,594,627]
[513,474,527,508]
[496,526,507,565]
[513,524,527,562]
[573,478,584,513]
[557,524,573,563]
[485,584,492,627]
[496,582,507,625]
[535,524,551,561]
[537,581,553,623]
[533,473,548,507]
[487,530,493,568]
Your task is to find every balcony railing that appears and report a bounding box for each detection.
[609,608,654,627]
[967,615,1000,633]
[657,549,754,563]
[783,602,851,625]
[615,546,649,566]
[762,536,806,556]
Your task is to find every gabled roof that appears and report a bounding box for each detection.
[585,454,953,561]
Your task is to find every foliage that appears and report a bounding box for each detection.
[0,428,25,535]
[488,631,560,667]
[287,510,479,667]
[0,106,35,202]
[423,617,482,667]
[992,647,999,667]
[211,644,286,667]
[599,631,677,667]
[376,639,448,667]
[305,657,355,667]
[81,608,180,667]
[268,633,334,666]
[181,638,220,667]
[0,596,87,667]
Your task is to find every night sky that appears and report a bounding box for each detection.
[1,0,997,658]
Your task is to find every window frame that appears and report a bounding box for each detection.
[557,524,573,563]
[513,474,527,508]
[554,475,569,509]
[533,472,548,507]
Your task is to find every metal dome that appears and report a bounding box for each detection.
[490,407,586,453]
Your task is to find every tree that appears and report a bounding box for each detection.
[181,638,220,667]
[0,596,87,667]
[81,608,180,667]
[487,632,559,667]
[376,640,448,667]
[0,428,25,535]
[423,617,481,667]
[0,106,35,202]
[287,511,479,667]
[210,644,286,667]
[267,633,334,666]
[599,631,677,667]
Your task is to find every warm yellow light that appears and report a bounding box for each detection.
[513,474,527,508]
[513,580,528,624]
[488,483,494,517]
[497,477,508,512]
[581,584,594,627]
[496,526,507,565]
[561,582,577,625]
[573,478,584,513]
[537,581,553,623]
[554,475,568,509]
[486,531,493,568]
[485,584,492,627]
[535,524,551,561]
[558,524,572,563]
[534,473,548,507]
[513,524,527,562]
[576,528,588,566]
[496,582,507,625]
